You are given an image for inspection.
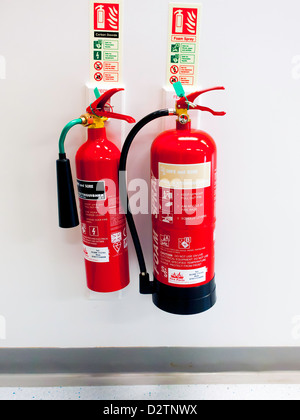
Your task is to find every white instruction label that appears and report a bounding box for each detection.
[159,162,211,189]
[83,245,109,263]
[168,267,207,285]
[167,3,202,87]
[90,1,123,84]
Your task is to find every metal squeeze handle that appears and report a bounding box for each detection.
[175,83,226,116]
[86,88,136,123]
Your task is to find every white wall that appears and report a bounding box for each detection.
[1,0,300,348]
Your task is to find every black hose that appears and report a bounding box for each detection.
[119,109,173,294]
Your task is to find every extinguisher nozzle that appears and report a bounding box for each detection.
[56,155,79,229]
[139,272,153,295]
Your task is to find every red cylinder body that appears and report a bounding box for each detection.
[151,121,217,314]
[75,128,130,293]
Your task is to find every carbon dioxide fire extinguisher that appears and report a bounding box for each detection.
[119,82,225,315]
[56,88,135,293]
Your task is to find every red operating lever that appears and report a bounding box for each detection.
[86,88,136,123]
[176,86,226,116]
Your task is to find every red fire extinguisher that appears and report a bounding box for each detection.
[56,88,135,293]
[119,82,225,314]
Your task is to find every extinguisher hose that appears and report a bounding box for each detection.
[58,119,83,155]
[119,109,175,294]
[57,119,83,229]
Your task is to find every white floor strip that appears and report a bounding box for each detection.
[1,372,300,399]
[0,383,300,400]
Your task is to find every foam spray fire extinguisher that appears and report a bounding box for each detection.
[119,82,225,314]
[56,88,135,293]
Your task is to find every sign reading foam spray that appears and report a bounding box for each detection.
[90,0,123,85]
[167,3,202,87]
[162,3,202,131]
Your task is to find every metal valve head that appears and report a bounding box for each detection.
[173,82,226,117]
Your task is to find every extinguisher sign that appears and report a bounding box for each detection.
[167,3,202,87]
[90,0,122,84]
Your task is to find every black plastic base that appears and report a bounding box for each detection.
[152,276,216,315]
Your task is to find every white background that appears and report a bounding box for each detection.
[1,0,300,348]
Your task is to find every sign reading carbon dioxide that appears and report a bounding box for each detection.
[167,3,202,87]
[90,1,122,84]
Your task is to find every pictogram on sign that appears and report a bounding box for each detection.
[94,51,102,61]
[94,61,103,71]
[94,72,103,81]
[94,3,120,31]
[170,65,179,74]
[172,7,198,35]
[170,75,178,84]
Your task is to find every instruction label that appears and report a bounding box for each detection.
[159,162,211,190]
[77,180,106,201]
[83,245,109,263]
[167,3,202,87]
[90,1,122,84]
